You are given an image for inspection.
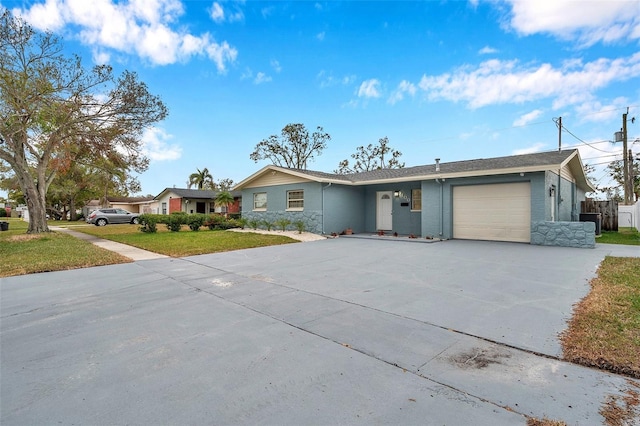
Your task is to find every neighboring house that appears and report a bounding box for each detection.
[234,149,595,244]
[83,196,158,217]
[153,188,241,215]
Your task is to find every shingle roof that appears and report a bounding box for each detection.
[155,188,241,200]
[281,150,577,184]
[107,196,155,203]
[343,149,578,182]
[235,149,592,191]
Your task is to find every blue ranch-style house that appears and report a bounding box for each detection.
[234,149,595,245]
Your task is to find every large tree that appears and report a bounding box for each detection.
[605,154,639,202]
[335,137,404,174]
[250,123,331,169]
[188,167,214,190]
[216,178,234,191]
[0,11,167,233]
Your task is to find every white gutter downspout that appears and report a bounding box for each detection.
[322,183,332,234]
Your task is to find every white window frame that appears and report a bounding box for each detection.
[286,190,304,211]
[253,192,267,211]
[411,189,422,211]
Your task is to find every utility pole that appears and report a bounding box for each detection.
[557,116,562,152]
[629,148,635,203]
[622,111,629,204]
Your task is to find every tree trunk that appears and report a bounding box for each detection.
[69,197,77,221]
[24,184,50,233]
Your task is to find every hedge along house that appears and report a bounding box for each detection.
[154,188,241,215]
[234,149,596,245]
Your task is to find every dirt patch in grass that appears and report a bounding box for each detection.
[7,234,44,242]
[560,257,640,379]
[600,380,640,426]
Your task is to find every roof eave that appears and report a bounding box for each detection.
[351,164,566,185]
[233,165,354,190]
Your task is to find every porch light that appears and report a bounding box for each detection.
[394,190,400,198]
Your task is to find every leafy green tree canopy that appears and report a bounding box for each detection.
[0,11,167,233]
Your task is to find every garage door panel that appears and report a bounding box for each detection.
[453,183,531,243]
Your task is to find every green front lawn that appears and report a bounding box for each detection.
[75,224,297,257]
[598,227,640,245]
[0,218,131,277]
[1,219,297,277]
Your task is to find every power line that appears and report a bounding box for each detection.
[561,124,612,153]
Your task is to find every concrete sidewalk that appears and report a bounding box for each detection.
[51,226,168,261]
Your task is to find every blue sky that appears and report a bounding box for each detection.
[2,0,640,198]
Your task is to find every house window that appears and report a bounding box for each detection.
[411,189,422,211]
[162,202,167,214]
[253,192,267,210]
[287,190,304,210]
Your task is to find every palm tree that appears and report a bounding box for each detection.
[215,191,235,216]
[188,168,214,190]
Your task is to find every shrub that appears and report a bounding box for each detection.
[0,208,6,218]
[294,220,305,234]
[275,218,291,232]
[248,219,260,230]
[262,220,274,231]
[204,214,224,230]
[237,217,248,229]
[166,214,184,232]
[138,214,158,233]
[187,214,206,231]
[228,213,241,220]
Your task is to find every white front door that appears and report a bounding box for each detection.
[376,191,393,230]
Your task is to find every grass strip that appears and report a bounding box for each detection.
[1,220,130,278]
[560,256,640,379]
[74,224,297,257]
[598,228,640,245]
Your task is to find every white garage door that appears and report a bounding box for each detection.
[453,182,531,243]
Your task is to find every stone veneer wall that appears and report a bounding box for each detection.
[531,221,595,248]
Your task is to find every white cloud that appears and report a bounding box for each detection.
[504,0,640,46]
[417,53,640,109]
[479,46,498,55]
[317,70,356,88]
[254,72,272,84]
[141,127,182,161]
[13,0,237,70]
[357,79,381,98]
[11,0,65,30]
[513,109,543,126]
[210,2,225,23]
[92,48,111,65]
[388,80,417,104]
[316,31,325,41]
[270,59,282,73]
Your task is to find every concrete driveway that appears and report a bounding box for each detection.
[1,238,638,425]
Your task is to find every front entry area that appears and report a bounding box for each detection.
[376,191,393,231]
